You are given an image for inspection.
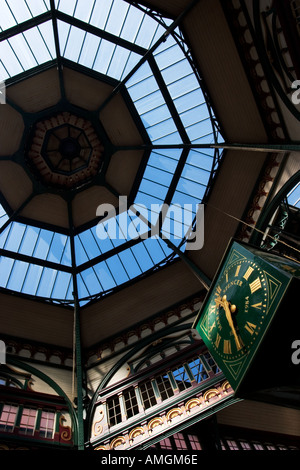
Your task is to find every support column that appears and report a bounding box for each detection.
[68,200,85,450]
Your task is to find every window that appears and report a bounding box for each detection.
[123,388,139,419]
[226,439,239,450]
[39,410,55,439]
[188,356,208,383]
[0,404,18,432]
[240,441,252,450]
[19,407,37,435]
[156,373,174,400]
[174,433,188,450]
[171,366,192,391]
[203,351,221,374]
[140,380,157,410]
[160,437,173,449]
[107,395,122,427]
[188,434,202,450]
[0,377,18,387]
[253,443,264,450]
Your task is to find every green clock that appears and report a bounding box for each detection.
[194,240,300,399]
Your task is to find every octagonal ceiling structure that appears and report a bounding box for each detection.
[0,0,224,320]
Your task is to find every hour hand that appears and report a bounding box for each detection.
[215,296,241,350]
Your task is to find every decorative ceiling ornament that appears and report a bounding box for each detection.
[26,112,104,190]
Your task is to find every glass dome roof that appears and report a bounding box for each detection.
[0,0,224,306]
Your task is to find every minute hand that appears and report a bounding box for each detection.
[216,295,241,350]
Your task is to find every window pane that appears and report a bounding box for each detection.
[189,356,209,383]
[156,374,174,400]
[19,408,37,435]
[171,366,192,391]
[107,395,122,427]
[39,410,55,439]
[140,381,157,409]
[188,434,202,450]
[0,404,18,432]
[174,433,188,450]
[123,388,139,419]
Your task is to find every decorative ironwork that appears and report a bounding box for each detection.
[27,112,104,190]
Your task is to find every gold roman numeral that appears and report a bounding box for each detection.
[235,265,241,277]
[245,321,257,335]
[209,321,216,333]
[215,333,221,348]
[223,339,232,354]
[243,266,254,281]
[251,302,262,310]
[249,277,262,294]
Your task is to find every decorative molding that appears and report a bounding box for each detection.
[58,414,72,443]
[92,380,233,450]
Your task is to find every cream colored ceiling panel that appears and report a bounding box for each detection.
[72,185,119,229]
[105,150,144,197]
[7,68,60,113]
[183,0,268,142]
[0,161,32,211]
[20,193,69,230]
[0,105,24,156]
[81,260,201,348]
[0,293,73,348]
[63,68,114,111]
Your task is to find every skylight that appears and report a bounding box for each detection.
[0,0,224,306]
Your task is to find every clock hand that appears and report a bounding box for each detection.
[216,295,241,350]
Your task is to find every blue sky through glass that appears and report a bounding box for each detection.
[0,0,224,305]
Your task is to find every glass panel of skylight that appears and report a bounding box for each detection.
[188,148,215,170]
[0,40,23,77]
[50,270,72,300]
[57,0,163,50]
[35,266,61,298]
[0,222,24,252]
[161,205,194,244]
[0,204,8,229]
[77,230,101,262]
[288,182,300,208]
[107,253,130,284]
[77,272,92,299]
[127,69,182,143]
[0,22,55,78]
[0,0,49,32]
[46,233,69,265]
[4,225,38,256]
[93,261,117,292]
[0,256,14,288]
[21,263,43,295]
[134,148,182,211]
[25,0,50,17]
[0,222,72,267]
[0,61,9,81]
[90,224,115,255]
[118,249,142,279]
[143,236,170,265]
[6,259,29,292]
[130,241,156,272]
[138,177,168,205]
[58,22,141,81]
[0,1,18,31]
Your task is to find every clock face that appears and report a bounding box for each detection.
[194,241,293,392]
[206,258,268,361]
